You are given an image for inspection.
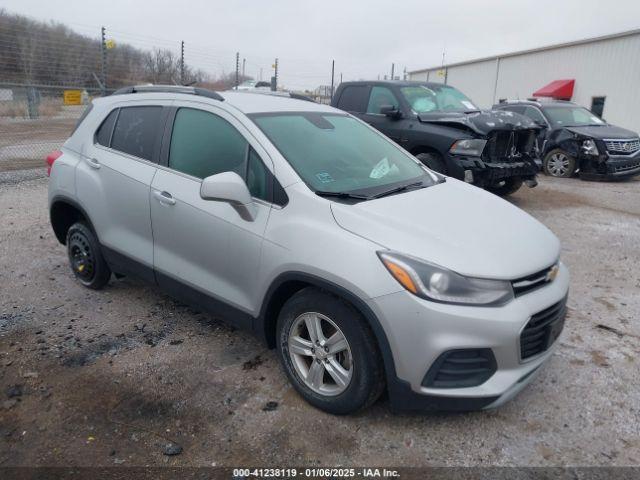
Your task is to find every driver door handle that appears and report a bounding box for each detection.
[153,190,176,206]
[85,157,101,169]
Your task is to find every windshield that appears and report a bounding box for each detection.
[400,85,478,113]
[251,112,435,196]
[543,106,605,127]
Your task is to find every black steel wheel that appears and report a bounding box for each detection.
[66,222,111,289]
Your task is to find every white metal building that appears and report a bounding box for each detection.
[408,29,640,133]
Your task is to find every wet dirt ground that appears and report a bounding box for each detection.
[1,172,639,467]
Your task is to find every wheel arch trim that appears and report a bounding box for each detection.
[255,271,398,385]
[50,194,97,244]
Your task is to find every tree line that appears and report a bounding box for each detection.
[0,9,250,91]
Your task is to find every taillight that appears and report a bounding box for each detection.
[46,150,63,177]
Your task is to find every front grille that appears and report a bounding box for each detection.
[520,297,567,361]
[613,160,640,173]
[511,264,557,297]
[422,349,497,388]
[483,130,536,162]
[604,138,640,155]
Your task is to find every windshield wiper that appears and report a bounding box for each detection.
[371,181,426,199]
[315,190,372,200]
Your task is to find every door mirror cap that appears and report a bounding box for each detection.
[200,171,256,220]
[380,104,401,119]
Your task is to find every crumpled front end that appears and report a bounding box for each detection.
[579,138,640,180]
[551,129,640,180]
[449,129,540,188]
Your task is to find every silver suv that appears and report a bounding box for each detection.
[47,85,569,414]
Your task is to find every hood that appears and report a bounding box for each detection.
[565,124,639,140]
[330,179,560,280]
[417,109,538,136]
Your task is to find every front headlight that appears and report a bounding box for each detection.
[449,139,487,157]
[582,138,599,155]
[378,251,513,306]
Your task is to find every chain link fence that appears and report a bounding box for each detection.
[0,83,335,173]
[0,85,107,172]
[0,9,356,173]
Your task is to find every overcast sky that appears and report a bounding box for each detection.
[4,0,640,90]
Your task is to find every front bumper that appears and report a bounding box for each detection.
[579,150,640,180]
[367,262,570,412]
[447,155,539,187]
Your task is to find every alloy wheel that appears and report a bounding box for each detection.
[287,312,353,396]
[548,152,571,177]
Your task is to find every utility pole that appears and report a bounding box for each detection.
[390,63,395,81]
[242,58,246,79]
[272,58,278,91]
[180,41,185,85]
[403,67,407,81]
[100,26,107,94]
[330,59,335,99]
[260,67,263,81]
[235,52,240,90]
[340,72,343,84]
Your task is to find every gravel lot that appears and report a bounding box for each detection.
[0,170,639,467]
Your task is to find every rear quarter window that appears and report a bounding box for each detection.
[95,108,118,147]
[110,106,163,161]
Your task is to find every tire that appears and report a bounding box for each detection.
[486,177,523,196]
[543,149,576,178]
[416,152,447,175]
[66,222,111,290]
[276,288,385,415]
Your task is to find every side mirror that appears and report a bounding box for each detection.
[380,104,401,119]
[533,119,547,128]
[200,171,256,221]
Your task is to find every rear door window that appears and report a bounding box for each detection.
[336,85,370,113]
[110,106,163,161]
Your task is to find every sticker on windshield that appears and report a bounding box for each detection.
[461,100,476,110]
[315,172,334,183]
[369,158,399,179]
[369,158,391,179]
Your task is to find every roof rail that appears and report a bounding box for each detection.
[228,89,316,103]
[112,85,224,101]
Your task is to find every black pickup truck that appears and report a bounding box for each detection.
[331,81,540,196]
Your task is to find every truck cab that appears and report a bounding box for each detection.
[332,81,540,196]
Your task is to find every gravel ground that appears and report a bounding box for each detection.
[0,171,639,467]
